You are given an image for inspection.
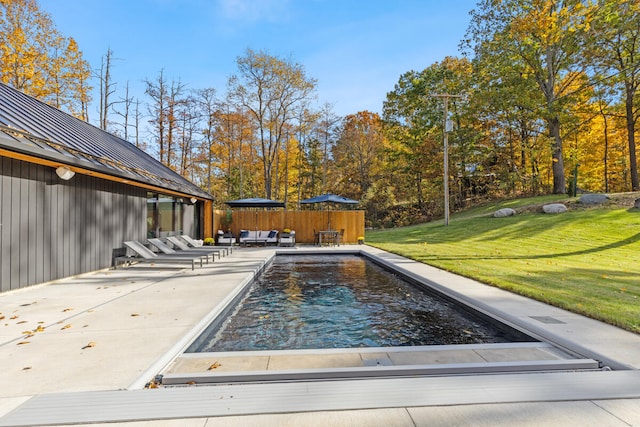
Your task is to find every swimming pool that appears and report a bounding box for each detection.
[188,254,535,352]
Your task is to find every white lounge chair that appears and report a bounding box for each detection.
[167,236,227,257]
[147,238,218,262]
[119,241,204,270]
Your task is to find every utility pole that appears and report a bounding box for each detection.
[431,93,463,226]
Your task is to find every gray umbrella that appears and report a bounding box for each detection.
[225,198,285,243]
[299,193,359,205]
[225,197,286,208]
[300,193,358,229]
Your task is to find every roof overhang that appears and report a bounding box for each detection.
[0,131,212,201]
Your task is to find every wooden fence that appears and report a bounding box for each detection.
[213,209,365,244]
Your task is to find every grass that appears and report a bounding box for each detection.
[366,194,640,333]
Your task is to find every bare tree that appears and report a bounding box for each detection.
[112,80,133,141]
[98,47,117,131]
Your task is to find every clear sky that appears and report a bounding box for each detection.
[39,0,477,120]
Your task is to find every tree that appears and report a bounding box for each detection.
[1,0,92,117]
[384,57,474,208]
[333,111,386,198]
[588,0,640,190]
[466,0,594,194]
[97,48,118,131]
[145,72,187,170]
[112,80,134,140]
[227,49,317,199]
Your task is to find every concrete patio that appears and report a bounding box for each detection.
[1,245,639,426]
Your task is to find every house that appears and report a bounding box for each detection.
[0,83,214,292]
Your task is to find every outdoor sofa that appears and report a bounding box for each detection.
[239,229,279,246]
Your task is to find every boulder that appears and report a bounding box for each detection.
[493,208,516,218]
[579,194,609,204]
[543,203,567,214]
[635,198,640,209]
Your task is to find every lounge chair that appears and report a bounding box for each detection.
[120,241,204,270]
[278,230,296,247]
[147,238,218,262]
[182,235,203,246]
[166,236,227,257]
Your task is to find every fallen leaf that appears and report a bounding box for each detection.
[208,362,222,370]
[17,320,27,324]
[62,308,73,312]
[131,313,140,317]
[82,342,96,349]
[33,325,45,333]
[61,324,72,330]
[0,315,4,320]
[17,341,30,345]
[22,366,32,370]
[10,315,18,320]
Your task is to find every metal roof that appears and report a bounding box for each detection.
[0,82,212,199]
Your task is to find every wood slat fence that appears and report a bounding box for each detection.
[213,210,365,244]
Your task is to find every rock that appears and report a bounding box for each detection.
[635,198,640,209]
[493,208,516,218]
[543,203,567,214]
[579,194,609,204]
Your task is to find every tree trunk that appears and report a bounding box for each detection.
[626,87,639,190]
[549,117,566,194]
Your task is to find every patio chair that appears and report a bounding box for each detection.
[120,241,204,270]
[278,230,296,247]
[147,238,218,262]
[167,236,226,257]
[214,231,235,252]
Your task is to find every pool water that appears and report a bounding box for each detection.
[191,254,534,352]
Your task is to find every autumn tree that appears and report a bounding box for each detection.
[227,49,317,199]
[0,0,91,118]
[333,111,386,199]
[465,0,594,194]
[587,0,640,190]
[384,57,477,210]
[207,100,256,200]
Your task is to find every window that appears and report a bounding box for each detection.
[147,193,185,237]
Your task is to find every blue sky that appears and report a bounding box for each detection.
[40,0,477,120]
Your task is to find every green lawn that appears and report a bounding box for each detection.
[366,195,640,333]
